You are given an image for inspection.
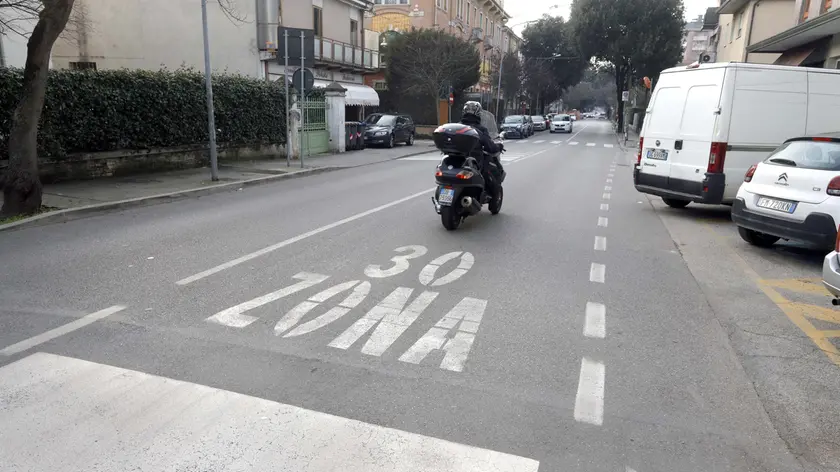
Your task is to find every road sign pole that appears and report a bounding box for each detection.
[200,0,219,181]
[300,30,306,168]
[284,30,290,167]
[495,52,504,119]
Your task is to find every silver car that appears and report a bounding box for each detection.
[531,116,546,131]
[823,249,840,303]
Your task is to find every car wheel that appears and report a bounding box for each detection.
[738,226,780,248]
[662,197,690,209]
[387,134,395,148]
[406,133,414,146]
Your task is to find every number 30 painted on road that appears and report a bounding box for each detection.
[364,246,474,287]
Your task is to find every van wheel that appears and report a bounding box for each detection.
[738,227,780,248]
[662,197,690,209]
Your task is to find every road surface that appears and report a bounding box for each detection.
[1,120,837,472]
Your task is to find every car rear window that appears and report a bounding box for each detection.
[764,140,840,171]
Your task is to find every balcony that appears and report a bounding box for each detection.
[314,37,380,72]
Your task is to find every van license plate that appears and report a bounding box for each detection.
[757,197,797,214]
[646,148,668,160]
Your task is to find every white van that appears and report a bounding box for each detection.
[633,62,840,208]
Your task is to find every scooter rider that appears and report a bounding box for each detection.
[459,101,505,186]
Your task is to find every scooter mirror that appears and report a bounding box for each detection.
[498,132,506,140]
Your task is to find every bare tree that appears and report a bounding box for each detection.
[0,0,75,217]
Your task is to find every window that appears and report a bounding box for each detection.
[801,0,812,21]
[479,12,483,30]
[466,2,470,24]
[70,61,97,70]
[313,7,322,37]
[350,20,358,46]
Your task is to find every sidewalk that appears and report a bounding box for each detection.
[0,141,439,230]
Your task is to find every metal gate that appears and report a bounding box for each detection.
[300,97,329,155]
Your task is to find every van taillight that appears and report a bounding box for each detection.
[827,176,840,196]
[636,137,644,165]
[744,164,757,182]
[708,142,727,173]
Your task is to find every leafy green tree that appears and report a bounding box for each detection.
[385,29,480,124]
[563,65,617,111]
[490,52,523,116]
[571,0,684,129]
[520,15,587,113]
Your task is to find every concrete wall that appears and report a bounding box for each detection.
[52,0,261,77]
[717,0,792,63]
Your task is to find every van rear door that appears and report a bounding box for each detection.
[638,84,685,188]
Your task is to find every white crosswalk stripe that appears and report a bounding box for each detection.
[533,140,545,144]
[550,141,563,144]
[400,154,523,162]
[0,353,541,472]
[569,142,579,145]
[604,144,614,148]
[586,143,596,147]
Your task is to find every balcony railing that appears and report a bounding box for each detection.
[315,37,380,70]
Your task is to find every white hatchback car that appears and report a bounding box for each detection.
[732,136,840,250]
[550,114,573,133]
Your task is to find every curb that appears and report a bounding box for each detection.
[0,166,340,233]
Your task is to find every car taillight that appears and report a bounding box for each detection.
[827,176,840,196]
[636,137,644,165]
[708,142,728,173]
[744,164,757,182]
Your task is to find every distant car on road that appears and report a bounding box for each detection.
[363,113,416,148]
[500,115,529,139]
[531,116,547,132]
[732,136,840,251]
[550,114,573,134]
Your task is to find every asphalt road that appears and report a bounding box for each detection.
[0,120,836,472]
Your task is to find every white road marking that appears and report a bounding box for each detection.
[365,245,428,278]
[329,287,438,355]
[520,140,530,143]
[569,142,579,146]
[0,306,126,356]
[0,353,540,471]
[607,173,614,178]
[597,217,608,228]
[606,179,613,183]
[566,123,590,142]
[626,467,638,472]
[550,141,562,144]
[584,302,606,339]
[533,140,545,144]
[586,143,596,147]
[399,297,488,372]
[574,357,605,426]
[205,273,329,328]
[604,144,614,148]
[418,252,475,287]
[590,263,605,283]
[603,193,611,200]
[604,186,612,191]
[276,280,371,337]
[594,236,607,251]
[177,189,436,285]
[600,203,609,211]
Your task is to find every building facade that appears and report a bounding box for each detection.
[715,0,795,64]
[681,12,718,65]
[747,0,840,68]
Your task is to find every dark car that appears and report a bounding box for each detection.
[363,113,416,148]
[500,115,528,139]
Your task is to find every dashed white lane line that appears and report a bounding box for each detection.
[604,144,614,148]
[600,203,609,211]
[597,217,608,228]
[594,236,607,251]
[520,140,530,143]
[584,302,606,339]
[0,353,541,471]
[574,357,606,426]
[606,179,613,183]
[586,143,596,147]
[607,173,614,178]
[589,263,605,283]
[604,186,612,191]
[603,193,611,200]
[0,306,127,356]
[533,140,545,144]
[569,142,579,146]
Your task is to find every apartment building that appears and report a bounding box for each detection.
[747,0,840,67]
[365,0,512,103]
[715,0,795,63]
[681,11,718,65]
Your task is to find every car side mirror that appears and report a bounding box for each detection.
[498,132,506,140]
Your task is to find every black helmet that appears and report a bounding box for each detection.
[463,101,482,119]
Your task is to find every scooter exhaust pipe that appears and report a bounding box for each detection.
[461,196,473,208]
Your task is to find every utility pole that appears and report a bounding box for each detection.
[201,0,219,181]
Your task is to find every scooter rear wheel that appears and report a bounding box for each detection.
[441,206,461,230]
[489,186,503,215]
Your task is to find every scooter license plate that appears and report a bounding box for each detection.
[439,188,454,206]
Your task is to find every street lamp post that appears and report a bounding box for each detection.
[200,0,219,181]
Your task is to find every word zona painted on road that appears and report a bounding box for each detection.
[206,246,487,372]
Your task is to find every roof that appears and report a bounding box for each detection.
[717,0,750,15]
[659,61,840,75]
[703,8,719,28]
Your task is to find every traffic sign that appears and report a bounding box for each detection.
[292,68,315,94]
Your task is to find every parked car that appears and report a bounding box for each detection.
[823,234,840,301]
[500,115,528,139]
[523,115,535,136]
[363,113,416,148]
[634,62,840,208]
[550,114,573,134]
[532,116,547,131]
[732,136,840,251]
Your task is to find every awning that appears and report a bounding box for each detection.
[773,39,830,66]
[748,9,840,53]
[313,80,380,106]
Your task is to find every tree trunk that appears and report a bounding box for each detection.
[614,67,627,131]
[0,0,76,218]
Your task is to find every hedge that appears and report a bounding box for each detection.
[0,68,287,161]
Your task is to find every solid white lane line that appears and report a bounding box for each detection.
[603,193,611,200]
[566,124,590,142]
[590,263,605,283]
[594,236,607,251]
[569,142,579,146]
[574,357,606,426]
[1,353,541,471]
[584,302,606,339]
[597,217,608,228]
[0,306,126,356]
[600,203,609,211]
[586,143,596,147]
[176,188,436,285]
[604,144,614,148]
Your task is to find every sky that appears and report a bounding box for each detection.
[506,0,718,35]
